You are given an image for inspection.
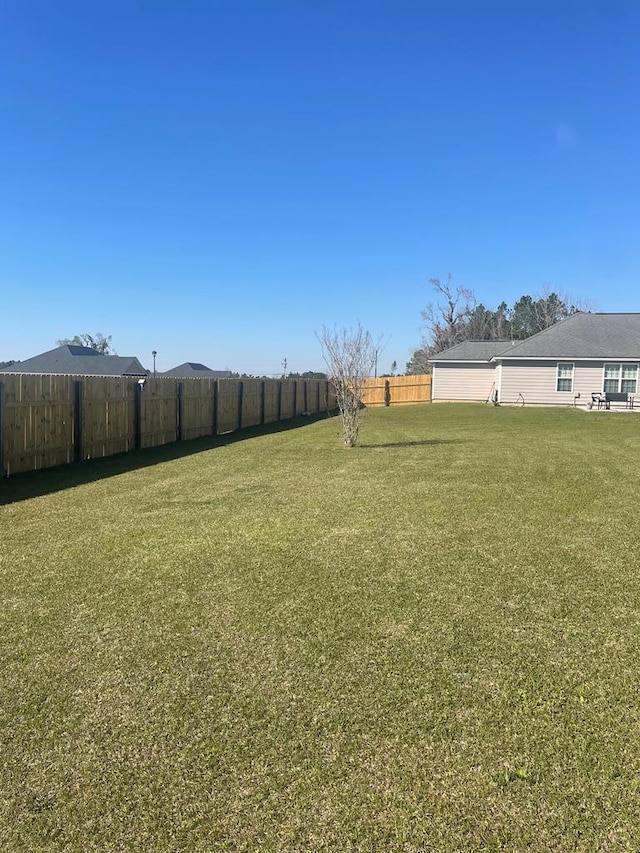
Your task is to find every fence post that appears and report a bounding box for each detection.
[303,381,308,413]
[74,380,84,461]
[212,381,218,436]
[277,380,283,421]
[384,379,391,407]
[292,381,298,417]
[237,380,244,430]
[0,381,5,477]
[177,382,184,441]
[134,381,142,449]
[260,380,266,425]
[325,379,332,411]
[316,380,321,413]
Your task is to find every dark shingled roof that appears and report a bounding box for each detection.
[429,314,640,363]
[429,340,513,362]
[494,313,640,360]
[0,345,148,376]
[161,362,232,379]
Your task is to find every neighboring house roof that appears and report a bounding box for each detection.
[0,345,148,376]
[161,362,232,379]
[493,313,640,360]
[429,340,513,362]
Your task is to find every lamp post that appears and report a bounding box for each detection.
[152,350,157,379]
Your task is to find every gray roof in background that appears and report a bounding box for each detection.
[0,345,148,376]
[161,362,232,379]
[495,313,640,359]
[429,340,513,362]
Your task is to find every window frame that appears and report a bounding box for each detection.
[603,362,638,395]
[556,361,574,393]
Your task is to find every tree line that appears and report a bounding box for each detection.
[406,276,583,374]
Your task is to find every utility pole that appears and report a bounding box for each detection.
[282,357,288,379]
[152,350,157,378]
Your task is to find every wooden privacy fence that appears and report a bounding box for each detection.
[0,375,336,477]
[361,374,432,407]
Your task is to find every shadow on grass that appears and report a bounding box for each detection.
[359,439,468,449]
[0,413,332,506]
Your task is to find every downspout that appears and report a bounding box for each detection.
[494,359,502,404]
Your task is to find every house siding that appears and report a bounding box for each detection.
[498,360,623,405]
[432,362,496,401]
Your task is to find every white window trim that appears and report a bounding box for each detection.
[556,361,574,393]
[602,362,639,394]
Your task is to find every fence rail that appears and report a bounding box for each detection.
[361,374,432,407]
[0,375,336,477]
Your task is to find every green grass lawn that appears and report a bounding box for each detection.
[2,404,640,851]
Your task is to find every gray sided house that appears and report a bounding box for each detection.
[161,363,232,379]
[430,313,640,407]
[0,345,148,377]
[430,340,512,403]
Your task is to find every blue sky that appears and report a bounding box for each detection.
[2,0,639,374]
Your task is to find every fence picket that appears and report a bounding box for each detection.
[0,371,405,477]
[361,375,432,407]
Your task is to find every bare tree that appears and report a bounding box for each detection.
[318,323,378,448]
[57,332,115,354]
[410,275,593,371]
[421,275,476,353]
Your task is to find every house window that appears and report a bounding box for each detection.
[556,362,574,392]
[622,364,638,394]
[603,363,638,394]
